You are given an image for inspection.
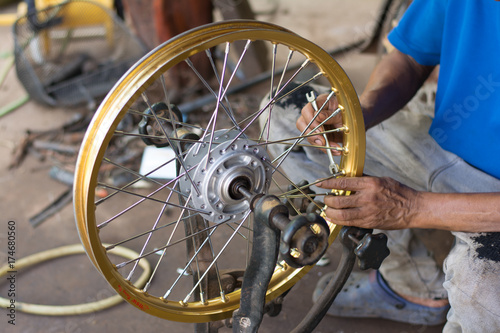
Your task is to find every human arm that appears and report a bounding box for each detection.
[359,48,435,129]
[317,176,500,233]
[296,49,435,145]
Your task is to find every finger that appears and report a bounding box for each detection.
[313,94,340,124]
[300,96,340,130]
[300,103,323,131]
[324,194,358,209]
[316,176,371,191]
[297,113,325,146]
[316,93,339,114]
[323,206,364,225]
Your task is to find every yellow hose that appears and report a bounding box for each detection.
[0,243,151,316]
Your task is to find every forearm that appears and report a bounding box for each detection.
[411,192,500,232]
[360,49,435,129]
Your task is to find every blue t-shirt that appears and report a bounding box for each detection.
[388,0,500,179]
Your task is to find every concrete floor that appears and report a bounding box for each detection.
[0,1,444,332]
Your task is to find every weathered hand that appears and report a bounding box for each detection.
[317,176,419,230]
[296,93,343,154]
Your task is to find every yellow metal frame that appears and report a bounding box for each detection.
[0,0,114,26]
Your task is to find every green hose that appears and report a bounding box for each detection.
[0,52,30,118]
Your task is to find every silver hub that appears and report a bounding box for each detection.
[179,130,272,223]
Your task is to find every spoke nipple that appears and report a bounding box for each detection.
[290,248,301,259]
[176,267,191,276]
[221,291,228,303]
[200,292,207,305]
[116,262,126,269]
[310,224,321,235]
[98,222,109,229]
[179,300,188,307]
[159,297,168,303]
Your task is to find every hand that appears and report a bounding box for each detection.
[317,176,419,230]
[296,93,344,154]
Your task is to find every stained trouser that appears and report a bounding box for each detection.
[261,83,500,332]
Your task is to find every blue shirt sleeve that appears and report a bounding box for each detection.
[387,0,446,66]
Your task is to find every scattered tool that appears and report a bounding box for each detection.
[306,91,339,174]
[29,188,72,227]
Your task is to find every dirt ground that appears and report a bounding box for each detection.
[0,1,445,332]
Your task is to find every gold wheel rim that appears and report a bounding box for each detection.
[74,20,365,322]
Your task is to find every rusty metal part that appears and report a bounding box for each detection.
[29,188,73,228]
[279,214,330,268]
[285,180,316,216]
[138,102,183,147]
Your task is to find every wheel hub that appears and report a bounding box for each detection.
[179,130,272,223]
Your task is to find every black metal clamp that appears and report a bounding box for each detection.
[232,190,391,333]
[232,194,330,333]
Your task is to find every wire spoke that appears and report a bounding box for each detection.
[185,56,240,131]
[77,27,364,319]
[141,92,201,196]
[259,46,291,143]
[263,159,322,213]
[200,218,225,301]
[105,213,198,251]
[126,179,181,281]
[162,224,219,299]
[143,194,191,292]
[222,71,324,141]
[224,59,313,147]
[273,91,340,168]
[204,42,230,169]
[97,182,210,214]
[127,108,207,133]
[250,127,348,148]
[181,211,250,303]
[96,151,191,208]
